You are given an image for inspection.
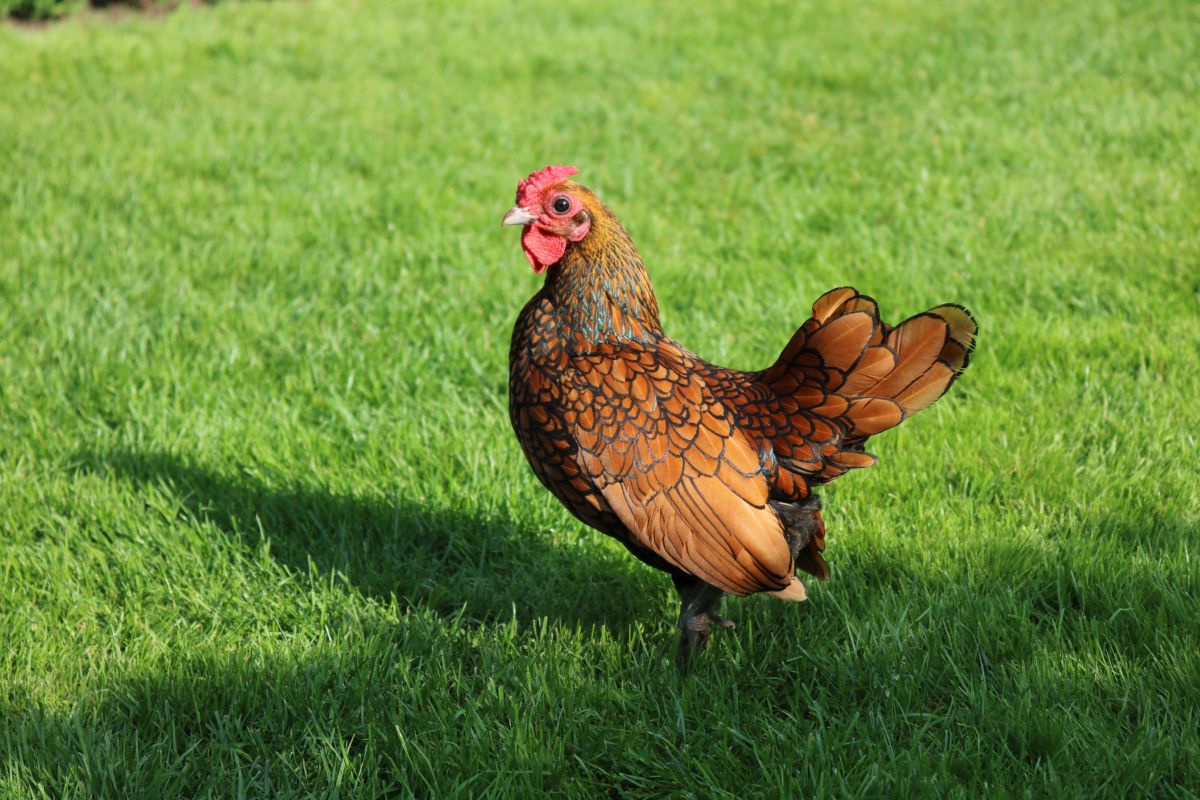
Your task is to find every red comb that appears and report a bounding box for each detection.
[516,164,579,207]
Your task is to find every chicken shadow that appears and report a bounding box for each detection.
[72,447,655,630]
[7,508,1196,796]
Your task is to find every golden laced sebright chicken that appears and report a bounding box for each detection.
[504,165,976,666]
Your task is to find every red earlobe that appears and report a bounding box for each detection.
[567,218,591,242]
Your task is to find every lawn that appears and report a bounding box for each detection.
[1,0,1198,796]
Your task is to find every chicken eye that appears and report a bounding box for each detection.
[551,196,571,214]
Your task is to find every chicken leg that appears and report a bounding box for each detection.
[674,575,734,669]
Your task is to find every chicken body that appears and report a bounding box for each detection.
[505,166,976,665]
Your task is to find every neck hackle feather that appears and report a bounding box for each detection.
[546,185,662,348]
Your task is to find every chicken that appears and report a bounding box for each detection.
[503,165,976,666]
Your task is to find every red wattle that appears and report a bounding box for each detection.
[521,225,567,273]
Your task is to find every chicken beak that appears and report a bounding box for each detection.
[502,206,538,227]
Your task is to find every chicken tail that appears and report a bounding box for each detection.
[762,286,977,485]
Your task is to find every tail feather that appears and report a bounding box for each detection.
[869,314,951,398]
[762,287,977,484]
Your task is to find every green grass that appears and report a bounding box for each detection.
[0,0,186,22]
[2,0,1199,796]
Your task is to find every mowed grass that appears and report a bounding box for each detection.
[1,0,1198,796]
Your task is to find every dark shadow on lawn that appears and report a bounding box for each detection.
[72,447,655,631]
[7,521,1198,796]
[1,634,667,797]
